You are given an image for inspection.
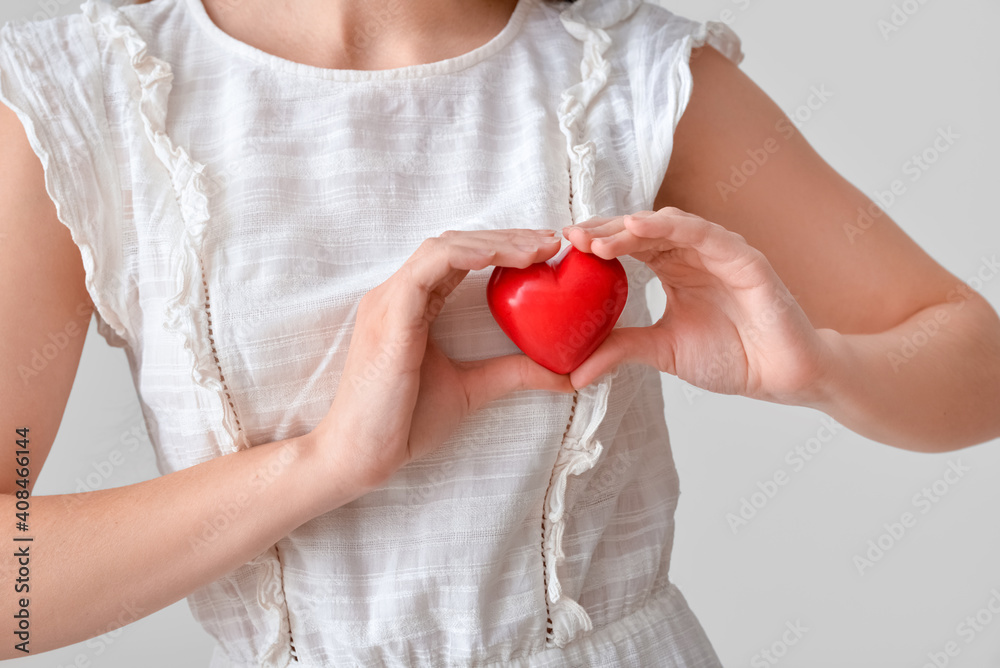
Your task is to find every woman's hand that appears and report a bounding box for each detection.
[562,207,835,404]
[312,228,575,496]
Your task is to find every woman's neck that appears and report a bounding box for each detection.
[201,0,520,70]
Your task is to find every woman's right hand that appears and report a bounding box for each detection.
[311,228,576,497]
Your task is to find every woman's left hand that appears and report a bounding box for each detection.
[562,207,835,405]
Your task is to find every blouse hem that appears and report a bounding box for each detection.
[208,580,721,667]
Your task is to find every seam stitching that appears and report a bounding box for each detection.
[199,259,246,438]
[274,542,300,663]
[542,390,579,645]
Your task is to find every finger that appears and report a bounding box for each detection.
[455,235,562,265]
[401,234,560,296]
[622,209,750,265]
[585,227,675,261]
[462,354,575,410]
[420,237,563,320]
[454,228,559,244]
[561,219,625,253]
[440,228,560,256]
[451,239,562,273]
[564,215,621,230]
[563,212,687,260]
[584,209,750,265]
[569,326,666,389]
[561,211,656,237]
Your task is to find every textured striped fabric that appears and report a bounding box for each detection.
[0,0,743,664]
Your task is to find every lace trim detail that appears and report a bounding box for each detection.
[81,0,250,455]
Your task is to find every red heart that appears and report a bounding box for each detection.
[486,245,628,375]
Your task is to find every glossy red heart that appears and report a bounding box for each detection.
[486,245,628,375]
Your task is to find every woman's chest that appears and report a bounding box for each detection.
[129,64,652,450]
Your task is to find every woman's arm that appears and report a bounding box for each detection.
[0,101,357,657]
[655,45,1000,452]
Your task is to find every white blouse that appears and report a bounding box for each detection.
[0,0,743,664]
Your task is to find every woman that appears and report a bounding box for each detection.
[1,0,998,665]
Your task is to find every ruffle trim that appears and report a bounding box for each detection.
[693,19,744,66]
[557,0,641,225]
[542,0,642,648]
[255,544,295,667]
[542,368,618,647]
[81,0,250,455]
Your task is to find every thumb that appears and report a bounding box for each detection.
[462,354,576,410]
[569,326,664,389]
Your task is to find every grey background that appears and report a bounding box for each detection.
[3,0,999,666]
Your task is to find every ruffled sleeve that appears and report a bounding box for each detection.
[626,4,744,206]
[0,14,133,349]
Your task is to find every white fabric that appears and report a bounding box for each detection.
[0,0,743,664]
